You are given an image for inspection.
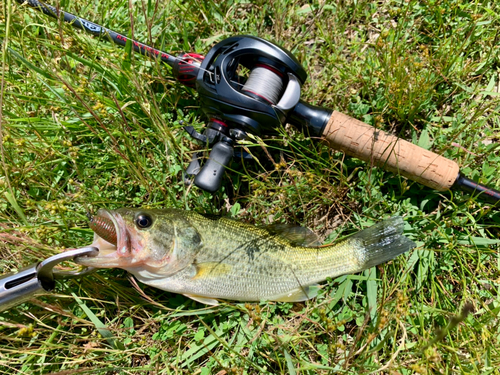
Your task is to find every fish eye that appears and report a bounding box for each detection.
[135,213,153,229]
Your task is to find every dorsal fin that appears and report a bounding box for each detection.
[198,213,224,221]
[262,224,321,247]
[199,213,321,247]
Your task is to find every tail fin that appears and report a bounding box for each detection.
[352,217,415,269]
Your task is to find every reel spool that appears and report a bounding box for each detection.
[241,61,285,105]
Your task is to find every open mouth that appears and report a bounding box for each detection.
[75,209,128,268]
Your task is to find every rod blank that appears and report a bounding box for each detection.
[17,0,177,67]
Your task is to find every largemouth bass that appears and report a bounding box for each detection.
[76,209,415,305]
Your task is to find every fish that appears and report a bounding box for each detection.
[76,208,415,305]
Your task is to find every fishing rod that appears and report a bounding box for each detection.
[15,0,204,86]
[14,0,500,204]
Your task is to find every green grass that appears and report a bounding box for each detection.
[1,0,500,373]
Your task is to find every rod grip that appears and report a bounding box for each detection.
[322,111,459,191]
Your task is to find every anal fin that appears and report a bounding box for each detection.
[270,284,321,302]
[183,294,220,306]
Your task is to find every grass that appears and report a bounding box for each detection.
[1,0,500,373]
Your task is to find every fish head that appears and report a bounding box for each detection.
[76,208,201,275]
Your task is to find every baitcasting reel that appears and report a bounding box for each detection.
[183,36,331,192]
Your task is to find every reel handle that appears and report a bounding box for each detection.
[322,111,460,191]
[194,140,234,193]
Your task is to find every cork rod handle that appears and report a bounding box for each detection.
[322,111,459,191]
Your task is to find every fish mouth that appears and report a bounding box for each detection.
[75,209,131,268]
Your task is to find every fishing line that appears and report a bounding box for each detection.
[242,65,284,104]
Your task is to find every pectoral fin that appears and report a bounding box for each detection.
[181,263,232,305]
[270,284,321,302]
[192,262,232,280]
[183,294,220,306]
